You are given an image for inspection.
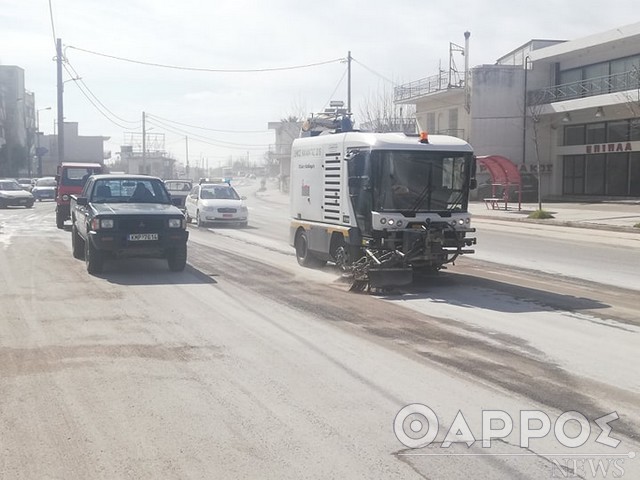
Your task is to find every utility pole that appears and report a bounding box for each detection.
[185,136,190,178]
[347,50,352,114]
[56,38,64,164]
[142,111,146,174]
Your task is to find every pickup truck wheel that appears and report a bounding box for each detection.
[85,238,104,274]
[295,230,326,268]
[71,225,85,260]
[167,244,187,272]
[56,210,65,229]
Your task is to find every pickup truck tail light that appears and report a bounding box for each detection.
[91,218,114,230]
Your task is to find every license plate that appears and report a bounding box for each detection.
[223,213,233,218]
[19,199,27,203]
[128,233,158,241]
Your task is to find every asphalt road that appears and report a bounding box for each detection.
[0,195,638,479]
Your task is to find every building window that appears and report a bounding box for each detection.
[630,119,640,141]
[585,155,605,195]
[586,123,606,144]
[563,156,585,194]
[607,121,629,142]
[630,153,640,196]
[426,113,436,133]
[606,153,629,195]
[564,125,585,145]
[448,108,458,132]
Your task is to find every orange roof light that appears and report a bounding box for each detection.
[419,131,429,144]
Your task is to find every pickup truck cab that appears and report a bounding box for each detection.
[70,174,189,274]
[56,162,104,229]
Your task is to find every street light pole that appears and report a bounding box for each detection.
[36,107,52,177]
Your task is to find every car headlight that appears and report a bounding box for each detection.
[203,206,216,212]
[168,218,183,228]
[62,194,70,201]
[240,206,248,212]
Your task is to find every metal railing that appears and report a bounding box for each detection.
[394,71,462,102]
[528,69,640,105]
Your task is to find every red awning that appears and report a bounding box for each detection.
[476,155,521,186]
[476,155,522,209]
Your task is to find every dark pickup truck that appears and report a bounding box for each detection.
[70,174,189,274]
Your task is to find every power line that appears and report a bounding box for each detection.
[64,59,141,126]
[146,117,270,150]
[62,64,134,130]
[146,113,268,133]
[352,57,397,86]
[47,0,57,48]
[66,45,345,73]
[322,66,349,110]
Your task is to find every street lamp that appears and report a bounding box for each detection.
[36,107,52,177]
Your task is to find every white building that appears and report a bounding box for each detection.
[396,23,640,199]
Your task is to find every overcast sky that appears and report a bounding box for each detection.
[1,1,639,167]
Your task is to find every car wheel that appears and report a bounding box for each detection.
[56,210,65,229]
[85,237,104,274]
[239,221,248,228]
[167,244,187,272]
[196,211,207,228]
[26,203,34,209]
[295,230,326,268]
[71,224,85,260]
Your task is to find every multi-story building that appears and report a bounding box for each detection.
[0,66,36,177]
[395,22,640,199]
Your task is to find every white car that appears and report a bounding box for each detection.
[31,177,58,201]
[185,183,248,228]
[0,178,35,208]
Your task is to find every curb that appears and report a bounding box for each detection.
[472,215,640,234]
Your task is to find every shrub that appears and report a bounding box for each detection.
[528,209,555,219]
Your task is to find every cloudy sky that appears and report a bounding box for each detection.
[1,1,639,168]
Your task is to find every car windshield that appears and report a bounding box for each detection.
[165,181,192,192]
[200,186,239,200]
[90,178,171,204]
[0,181,22,191]
[36,178,57,187]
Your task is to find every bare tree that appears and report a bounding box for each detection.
[358,84,416,133]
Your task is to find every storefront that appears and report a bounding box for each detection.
[558,118,640,196]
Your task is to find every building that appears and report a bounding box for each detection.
[395,23,640,199]
[0,66,36,177]
[38,122,108,176]
[268,119,302,193]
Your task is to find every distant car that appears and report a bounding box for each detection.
[163,179,193,210]
[31,177,58,201]
[184,183,248,227]
[0,178,35,208]
[17,178,33,192]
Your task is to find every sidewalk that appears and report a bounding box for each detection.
[469,201,640,232]
[254,187,640,233]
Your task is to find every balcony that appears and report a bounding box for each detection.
[528,69,640,105]
[394,71,463,103]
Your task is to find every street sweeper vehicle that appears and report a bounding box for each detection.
[289,129,477,291]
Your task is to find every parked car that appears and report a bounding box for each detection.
[17,178,34,192]
[185,183,248,227]
[70,174,189,274]
[31,177,58,201]
[0,178,35,208]
[163,179,193,210]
